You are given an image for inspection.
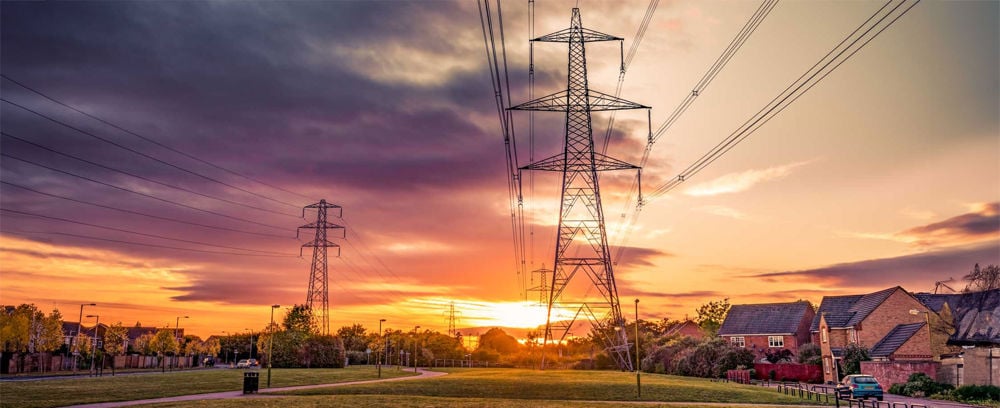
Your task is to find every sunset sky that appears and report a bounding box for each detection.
[1,0,997,339]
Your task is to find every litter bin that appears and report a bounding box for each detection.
[243,371,259,394]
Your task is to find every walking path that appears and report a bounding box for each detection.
[63,368,447,408]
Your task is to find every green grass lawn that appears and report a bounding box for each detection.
[278,368,825,405]
[145,394,801,408]
[0,365,416,408]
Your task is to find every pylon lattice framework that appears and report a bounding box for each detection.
[298,199,345,336]
[511,8,649,371]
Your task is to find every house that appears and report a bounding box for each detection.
[812,286,941,385]
[916,289,1000,386]
[718,301,816,361]
[61,323,184,353]
[663,319,705,340]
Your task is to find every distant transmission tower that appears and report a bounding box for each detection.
[298,199,344,336]
[511,8,650,371]
[444,301,462,337]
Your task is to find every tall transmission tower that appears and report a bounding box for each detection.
[297,199,344,336]
[511,8,649,371]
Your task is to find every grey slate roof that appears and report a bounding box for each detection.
[918,289,1000,345]
[810,286,900,332]
[718,301,811,336]
[869,322,925,357]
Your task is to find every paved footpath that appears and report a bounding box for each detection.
[63,368,448,408]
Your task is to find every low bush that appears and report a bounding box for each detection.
[952,384,1000,402]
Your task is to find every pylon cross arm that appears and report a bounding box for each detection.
[509,89,647,112]
[532,27,622,43]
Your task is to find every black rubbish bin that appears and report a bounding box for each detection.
[243,371,259,394]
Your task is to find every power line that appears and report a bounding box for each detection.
[0,73,315,203]
[609,0,778,262]
[647,0,918,200]
[0,180,291,239]
[2,208,295,256]
[1,230,296,258]
[1,131,299,218]
[1,153,289,231]
[1,97,303,210]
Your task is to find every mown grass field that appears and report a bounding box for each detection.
[0,365,416,408]
[146,394,804,408]
[275,368,826,406]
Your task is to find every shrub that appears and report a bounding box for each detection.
[890,373,954,397]
[797,343,822,365]
[952,384,1000,402]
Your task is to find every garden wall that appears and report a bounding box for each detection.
[754,363,822,383]
[861,361,939,387]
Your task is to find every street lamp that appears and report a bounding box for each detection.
[412,325,421,373]
[86,314,99,376]
[378,319,386,378]
[246,328,253,360]
[268,304,279,388]
[635,298,641,399]
[175,316,189,369]
[75,303,96,372]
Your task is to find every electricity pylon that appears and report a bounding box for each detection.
[445,301,462,337]
[510,8,649,371]
[298,199,344,335]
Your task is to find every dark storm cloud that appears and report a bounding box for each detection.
[1,1,502,198]
[744,242,1000,288]
[900,202,999,246]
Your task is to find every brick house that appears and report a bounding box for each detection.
[663,319,705,340]
[918,289,1000,387]
[812,286,940,384]
[718,301,816,361]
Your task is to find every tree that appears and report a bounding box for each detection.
[298,335,345,368]
[283,305,315,334]
[37,308,65,354]
[478,328,519,354]
[103,322,128,375]
[336,324,371,352]
[0,306,31,353]
[134,332,156,355]
[149,329,179,372]
[964,263,1000,292]
[695,298,731,337]
[841,343,870,376]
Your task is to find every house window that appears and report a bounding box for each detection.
[730,336,745,347]
[768,336,784,348]
[849,328,858,344]
[824,357,831,374]
[821,329,828,343]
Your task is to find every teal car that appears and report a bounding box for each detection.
[836,374,884,400]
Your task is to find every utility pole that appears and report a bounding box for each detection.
[510,7,649,371]
[298,199,345,336]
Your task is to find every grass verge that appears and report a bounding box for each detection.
[0,365,416,408]
[279,368,825,405]
[144,394,796,408]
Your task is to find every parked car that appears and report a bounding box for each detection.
[236,359,250,368]
[836,374,884,401]
[202,357,215,367]
[247,358,259,367]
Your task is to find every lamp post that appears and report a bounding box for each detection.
[268,304,279,388]
[222,331,229,364]
[412,325,421,373]
[75,303,96,372]
[85,314,99,376]
[378,319,386,378]
[634,299,641,399]
[174,316,188,369]
[246,328,253,360]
